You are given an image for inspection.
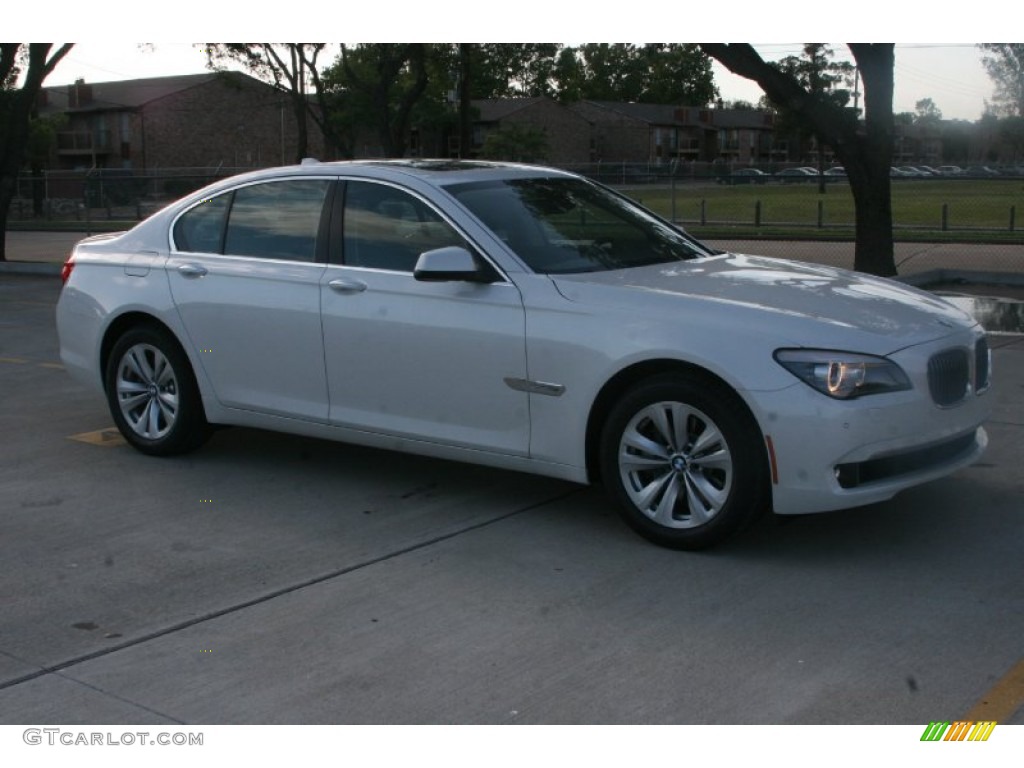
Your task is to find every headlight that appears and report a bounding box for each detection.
[774,349,911,399]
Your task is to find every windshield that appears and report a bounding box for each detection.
[445,177,711,274]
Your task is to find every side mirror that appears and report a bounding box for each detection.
[413,246,494,283]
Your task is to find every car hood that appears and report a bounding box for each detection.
[550,252,977,352]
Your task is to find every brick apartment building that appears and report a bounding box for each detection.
[464,97,593,163]
[36,72,781,171]
[570,101,776,165]
[38,72,325,171]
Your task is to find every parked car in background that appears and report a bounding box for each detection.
[55,160,992,551]
[937,165,964,176]
[776,167,819,183]
[721,168,771,185]
[963,166,1001,177]
[823,166,847,182]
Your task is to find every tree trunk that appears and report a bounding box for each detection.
[388,45,429,158]
[459,44,473,158]
[846,44,896,276]
[700,43,897,277]
[846,154,896,276]
[291,93,308,162]
[0,178,14,261]
[0,44,74,262]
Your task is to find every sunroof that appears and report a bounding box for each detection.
[366,159,496,172]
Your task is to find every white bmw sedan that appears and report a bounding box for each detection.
[56,160,991,549]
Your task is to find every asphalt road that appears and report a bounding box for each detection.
[0,273,1022,725]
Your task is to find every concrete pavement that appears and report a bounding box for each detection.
[0,273,1022,727]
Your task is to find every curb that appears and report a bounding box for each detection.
[0,261,62,276]
[896,269,1024,289]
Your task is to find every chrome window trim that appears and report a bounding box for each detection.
[168,175,338,256]
[322,261,516,287]
[164,250,331,271]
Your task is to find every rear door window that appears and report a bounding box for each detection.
[224,180,331,262]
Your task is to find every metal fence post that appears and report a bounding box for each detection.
[700,199,706,226]
[1010,205,1016,232]
[671,174,676,224]
[817,200,824,228]
[942,203,949,231]
[755,200,762,227]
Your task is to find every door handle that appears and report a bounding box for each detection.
[177,263,208,278]
[328,278,367,294]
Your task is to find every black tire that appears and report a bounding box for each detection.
[599,373,769,550]
[104,325,211,456]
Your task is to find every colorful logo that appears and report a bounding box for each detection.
[920,721,997,742]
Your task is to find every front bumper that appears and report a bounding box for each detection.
[753,330,992,515]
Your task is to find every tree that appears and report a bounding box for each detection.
[701,44,897,277]
[0,43,74,262]
[466,44,562,99]
[325,44,431,158]
[555,44,717,106]
[478,123,548,162]
[776,44,854,103]
[771,44,854,188]
[26,112,66,216]
[443,44,563,157]
[978,44,1024,117]
[997,115,1024,162]
[204,44,327,162]
[914,97,942,125]
[553,47,584,103]
[940,120,972,164]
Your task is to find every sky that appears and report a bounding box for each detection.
[13,2,1006,123]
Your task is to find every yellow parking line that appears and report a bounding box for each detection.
[964,658,1024,722]
[68,428,126,447]
[0,358,64,368]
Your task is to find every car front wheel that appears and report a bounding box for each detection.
[599,374,768,550]
[105,325,211,455]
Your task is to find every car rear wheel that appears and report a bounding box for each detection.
[599,374,768,550]
[105,326,211,455]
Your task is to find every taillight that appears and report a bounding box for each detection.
[60,255,75,284]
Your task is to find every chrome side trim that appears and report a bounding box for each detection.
[504,377,566,397]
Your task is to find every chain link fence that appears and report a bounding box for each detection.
[9,164,1024,279]
[10,168,245,225]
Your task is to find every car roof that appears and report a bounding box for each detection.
[122,159,586,243]
[217,158,577,189]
